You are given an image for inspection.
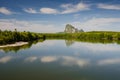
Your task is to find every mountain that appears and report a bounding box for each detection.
[64,24,84,33]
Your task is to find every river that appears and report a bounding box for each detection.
[0,40,120,80]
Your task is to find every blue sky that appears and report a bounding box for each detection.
[0,0,120,32]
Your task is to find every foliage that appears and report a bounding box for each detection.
[1,29,120,45]
[0,29,45,45]
[42,31,120,44]
[0,40,45,53]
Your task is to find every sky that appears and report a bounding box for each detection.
[0,0,120,33]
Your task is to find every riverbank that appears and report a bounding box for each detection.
[0,30,44,45]
[0,42,28,48]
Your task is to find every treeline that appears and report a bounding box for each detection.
[0,29,45,45]
[42,33,73,39]
[43,31,120,40]
[42,31,120,44]
[1,29,120,45]
[75,31,120,40]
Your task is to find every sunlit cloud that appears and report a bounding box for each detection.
[24,56,37,62]
[41,56,57,63]
[0,7,13,15]
[0,56,13,63]
[40,8,59,14]
[98,4,120,10]
[39,2,90,14]
[61,2,90,14]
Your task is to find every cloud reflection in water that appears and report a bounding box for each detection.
[40,56,90,67]
[0,56,13,63]
[41,56,57,63]
[98,58,120,65]
[61,56,90,67]
[24,56,37,62]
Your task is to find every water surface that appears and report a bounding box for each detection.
[0,40,120,80]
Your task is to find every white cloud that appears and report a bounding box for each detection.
[0,56,13,63]
[23,8,37,13]
[98,4,120,10]
[0,19,63,33]
[71,18,120,31]
[22,2,90,15]
[40,8,59,14]
[61,2,90,14]
[39,2,90,14]
[0,7,12,15]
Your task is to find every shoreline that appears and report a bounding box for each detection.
[0,42,28,48]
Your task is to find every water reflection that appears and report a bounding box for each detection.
[98,58,120,65]
[0,43,32,53]
[65,39,75,46]
[64,39,115,47]
[1,40,120,66]
[71,42,120,52]
[1,54,120,68]
[1,52,120,69]
[0,40,44,53]
[23,55,90,67]
[41,56,57,63]
[24,56,37,62]
[0,40,120,80]
[40,56,90,67]
[1,39,120,53]
[61,56,90,67]
[0,56,13,63]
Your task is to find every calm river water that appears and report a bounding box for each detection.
[0,40,120,80]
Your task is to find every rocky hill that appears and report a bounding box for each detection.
[64,24,84,33]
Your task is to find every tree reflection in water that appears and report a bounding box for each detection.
[0,39,45,53]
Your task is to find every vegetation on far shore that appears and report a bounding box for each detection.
[43,31,120,40]
[1,29,120,45]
